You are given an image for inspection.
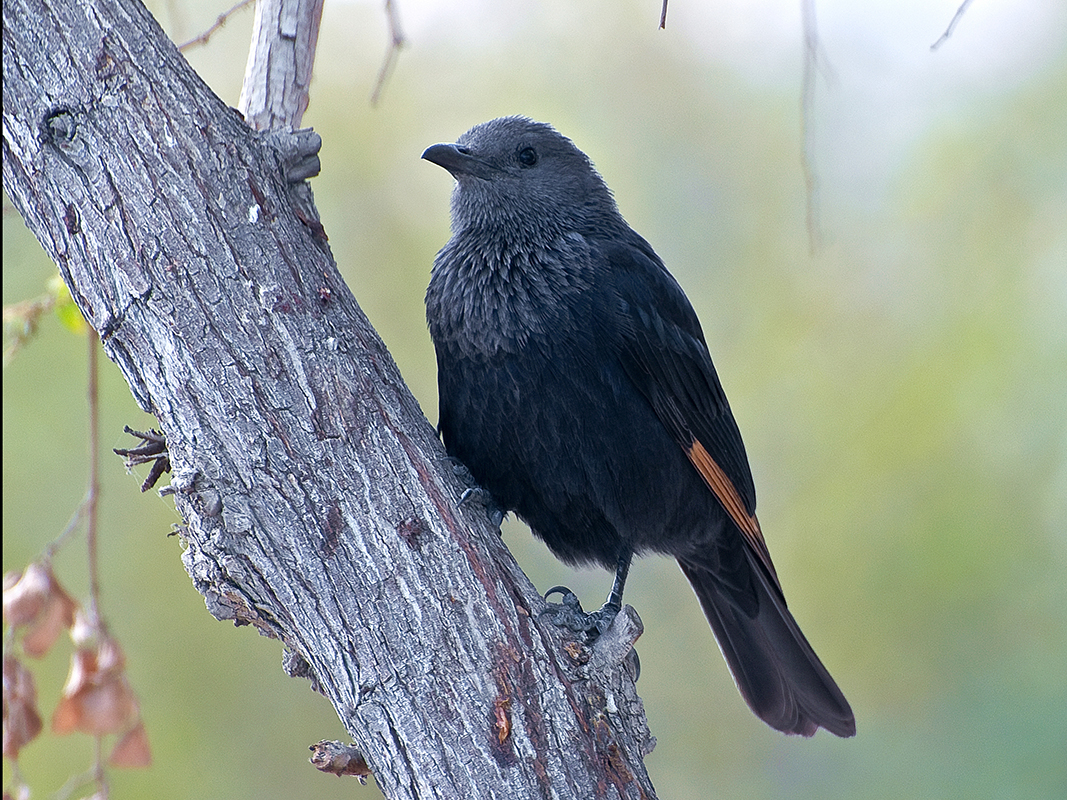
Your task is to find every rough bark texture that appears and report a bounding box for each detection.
[2,0,658,797]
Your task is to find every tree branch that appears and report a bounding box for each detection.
[177,0,255,53]
[239,0,324,130]
[931,0,975,51]
[2,0,657,796]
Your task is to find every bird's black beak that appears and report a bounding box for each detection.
[422,143,498,180]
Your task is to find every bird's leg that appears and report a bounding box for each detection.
[542,548,634,639]
[604,549,633,613]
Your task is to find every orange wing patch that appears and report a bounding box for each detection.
[686,439,781,592]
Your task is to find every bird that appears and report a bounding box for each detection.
[422,116,855,738]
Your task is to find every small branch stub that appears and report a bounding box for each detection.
[309,740,371,782]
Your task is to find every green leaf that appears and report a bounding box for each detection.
[48,275,88,336]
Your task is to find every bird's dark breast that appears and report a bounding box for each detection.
[435,325,728,570]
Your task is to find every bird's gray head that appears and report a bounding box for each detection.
[422,116,623,238]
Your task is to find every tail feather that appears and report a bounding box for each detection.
[678,554,855,738]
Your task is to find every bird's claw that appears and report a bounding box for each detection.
[541,586,621,639]
[446,457,505,529]
[458,485,505,530]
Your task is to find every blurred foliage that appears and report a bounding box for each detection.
[4,0,1065,798]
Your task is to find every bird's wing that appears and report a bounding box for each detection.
[602,238,782,597]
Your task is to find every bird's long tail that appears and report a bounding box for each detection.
[678,553,856,737]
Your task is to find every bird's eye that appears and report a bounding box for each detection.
[517,147,538,167]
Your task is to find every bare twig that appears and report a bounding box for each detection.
[42,491,91,561]
[92,733,109,799]
[931,0,975,51]
[3,293,54,366]
[800,0,835,254]
[53,767,100,800]
[85,334,102,629]
[371,0,405,106]
[85,333,111,797]
[177,0,255,52]
[37,336,106,570]
[659,0,668,29]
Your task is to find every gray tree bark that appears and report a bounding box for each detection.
[1,0,657,797]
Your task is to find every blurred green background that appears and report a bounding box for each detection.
[4,0,1066,798]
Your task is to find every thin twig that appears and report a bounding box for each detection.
[3,292,54,367]
[53,767,99,800]
[178,0,255,52]
[800,0,821,254]
[43,490,92,562]
[92,733,109,799]
[659,0,668,29]
[931,0,975,51]
[85,333,102,630]
[39,335,103,563]
[371,0,405,106]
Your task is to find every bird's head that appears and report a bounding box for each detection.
[422,116,622,237]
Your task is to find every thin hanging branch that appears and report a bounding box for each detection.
[800,0,835,254]
[177,0,255,52]
[84,334,102,629]
[931,0,975,51]
[371,0,406,106]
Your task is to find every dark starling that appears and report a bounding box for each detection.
[423,116,855,737]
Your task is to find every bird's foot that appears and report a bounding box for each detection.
[458,486,505,530]
[541,587,642,680]
[446,457,505,530]
[541,586,621,639]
